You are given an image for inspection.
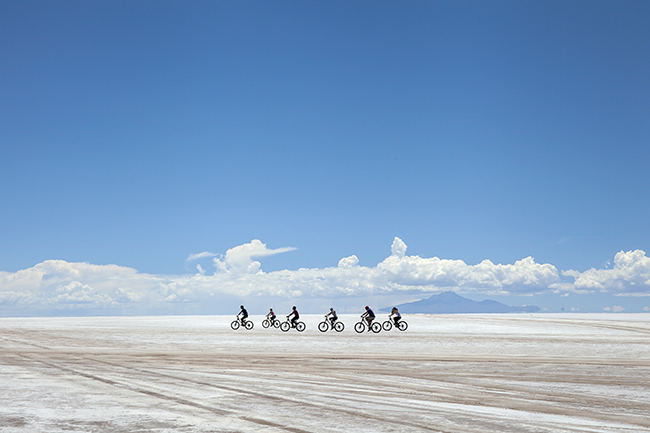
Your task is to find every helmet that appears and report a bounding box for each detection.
[365,306,369,309]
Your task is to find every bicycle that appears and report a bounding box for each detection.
[280,317,306,332]
[262,317,280,329]
[231,317,254,330]
[382,316,408,331]
[318,317,344,332]
[354,319,381,333]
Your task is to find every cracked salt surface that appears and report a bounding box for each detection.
[1,313,649,432]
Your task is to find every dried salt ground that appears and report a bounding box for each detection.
[1,313,649,432]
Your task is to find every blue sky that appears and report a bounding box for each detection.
[1,1,649,316]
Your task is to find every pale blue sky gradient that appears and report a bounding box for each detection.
[1,1,649,315]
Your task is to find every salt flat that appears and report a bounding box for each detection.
[1,314,649,433]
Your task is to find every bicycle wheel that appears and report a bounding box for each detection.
[382,321,393,331]
[280,321,290,332]
[318,321,329,332]
[398,321,408,331]
[230,320,240,330]
[262,319,270,328]
[273,320,280,328]
[371,322,382,333]
[245,320,254,330]
[354,322,365,333]
[296,322,306,332]
[334,321,345,332]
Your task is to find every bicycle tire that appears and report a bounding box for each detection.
[273,320,280,328]
[318,321,329,332]
[334,321,344,332]
[398,321,408,331]
[262,319,270,329]
[280,322,290,332]
[382,321,393,331]
[354,322,365,333]
[245,320,254,330]
[296,322,306,332]
[371,322,381,333]
[230,320,240,330]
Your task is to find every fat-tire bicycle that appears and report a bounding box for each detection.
[354,320,381,333]
[382,316,408,331]
[280,318,306,332]
[231,317,254,330]
[318,318,344,332]
[262,317,281,329]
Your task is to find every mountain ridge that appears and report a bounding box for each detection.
[381,291,540,314]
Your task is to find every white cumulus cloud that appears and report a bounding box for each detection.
[186,251,217,262]
[338,255,359,268]
[391,237,407,258]
[3,239,650,316]
[563,250,650,294]
[213,239,297,275]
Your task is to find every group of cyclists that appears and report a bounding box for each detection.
[235,304,403,331]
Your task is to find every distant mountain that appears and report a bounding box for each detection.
[381,291,540,314]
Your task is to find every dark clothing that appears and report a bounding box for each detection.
[365,308,375,318]
[240,308,248,319]
[289,308,299,327]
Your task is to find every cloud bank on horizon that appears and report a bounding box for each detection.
[2,238,650,316]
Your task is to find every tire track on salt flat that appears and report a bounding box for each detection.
[77,353,649,433]
[4,334,649,432]
[10,352,311,433]
[3,330,447,432]
[241,357,650,431]
[160,352,650,431]
[460,315,650,336]
[81,355,460,433]
[6,347,456,433]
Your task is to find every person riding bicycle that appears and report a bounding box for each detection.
[325,307,338,327]
[389,306,401,326]
[237,305,249,326]
[287,306,299,328]
[361,306,375,331]
[266,308,277,325]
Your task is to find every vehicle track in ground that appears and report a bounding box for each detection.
[3,332,648,428]
[2,343,454,433]
[3,316,650,433]
[457,315,650,335]
[162,354,650,430]
[5,341,649,432]
[4,351,315,433]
